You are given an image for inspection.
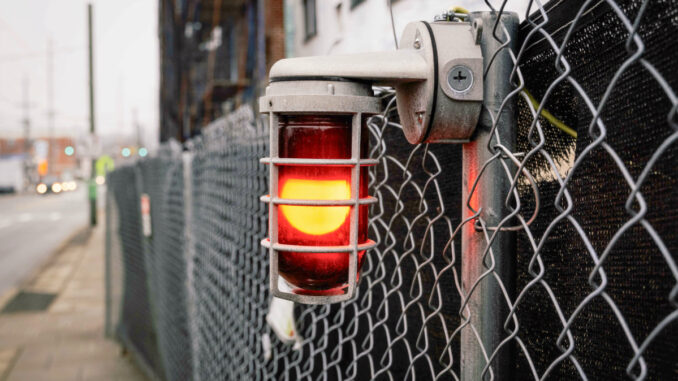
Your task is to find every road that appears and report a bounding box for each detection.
[0,185,89,295]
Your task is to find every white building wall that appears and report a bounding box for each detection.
[286,0,531,57]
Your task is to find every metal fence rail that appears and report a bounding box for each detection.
[105,0,677,379]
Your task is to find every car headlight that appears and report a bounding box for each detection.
[61,181,75,191]
[51,183,62,193]
[36,183,47,194]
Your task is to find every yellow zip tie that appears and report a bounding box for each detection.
[448,6,574,138]
[523,89,578,138]
[450,6,470,14]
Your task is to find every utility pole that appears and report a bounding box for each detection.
[47,39,54,177]
[22,76,32,189]
[88,3,97,226]
[117,75,124,138]
[133,108,142,148]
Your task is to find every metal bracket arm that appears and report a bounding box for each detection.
[270,50,429,85]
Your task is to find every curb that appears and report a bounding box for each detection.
[0,225,91,311]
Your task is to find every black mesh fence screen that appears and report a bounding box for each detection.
[513,0,678,379]
[107,165,165,378]
[105,0,677,379]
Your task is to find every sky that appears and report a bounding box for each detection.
[0,0,158,148]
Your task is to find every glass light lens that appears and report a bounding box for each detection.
[280,178,350,236]
[275,115,369,292]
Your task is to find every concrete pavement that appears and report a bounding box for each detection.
[0,186,89,295]
[0,220,147,381]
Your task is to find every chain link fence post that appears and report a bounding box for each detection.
[104,182,114,337]
[182,149,200,381]
[461,11,519,381]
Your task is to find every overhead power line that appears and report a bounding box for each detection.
[0,46,85,63]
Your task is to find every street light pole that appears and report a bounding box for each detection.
[88,3,97,226]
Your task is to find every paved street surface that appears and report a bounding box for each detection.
[0,222,147,381]
[0,186,88,295]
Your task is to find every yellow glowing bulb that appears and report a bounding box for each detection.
[280,178,351,236]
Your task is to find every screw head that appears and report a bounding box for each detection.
[413,38,421,49]
[447,65,474,93]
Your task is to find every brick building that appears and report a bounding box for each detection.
[0,137,78,177]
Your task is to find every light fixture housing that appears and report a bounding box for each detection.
[260,80,380,304]
[261,19,484,304]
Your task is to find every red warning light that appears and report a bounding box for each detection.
[275,115,370,293]
[260,79,380,303]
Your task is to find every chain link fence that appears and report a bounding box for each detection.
[105,0,677,379]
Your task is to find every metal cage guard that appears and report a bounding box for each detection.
[260,80,380,304]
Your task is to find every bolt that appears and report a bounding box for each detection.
[413,38,421,49]
[447,65,473,93]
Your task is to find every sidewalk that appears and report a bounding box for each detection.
[0,224,148,381]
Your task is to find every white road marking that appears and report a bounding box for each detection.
[0,212,64,227]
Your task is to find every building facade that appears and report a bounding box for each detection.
[0,136,79,182]
[285,0,465,57]
[158,0,285,142]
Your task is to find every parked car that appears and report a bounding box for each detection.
[36,176,62,195]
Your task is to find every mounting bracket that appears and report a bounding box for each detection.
[267,19,484,144]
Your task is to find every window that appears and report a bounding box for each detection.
[303,0,317,40]
[350,0,366,9]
